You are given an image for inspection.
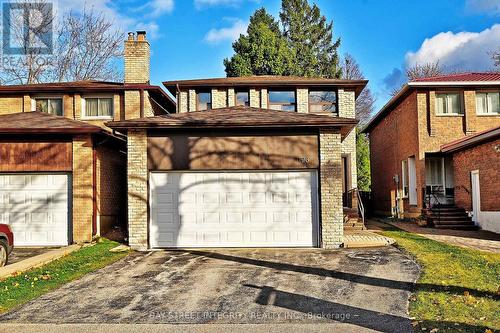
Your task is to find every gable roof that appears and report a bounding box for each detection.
[107,106,357,139]
[362,72,500,133]
[441,125,500,153]
[0,111,104,134]
[412,72,500,83]
[163,75,368,98]
[0,80,176,113]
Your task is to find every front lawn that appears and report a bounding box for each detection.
[380,224,500,333]
[0,238,128,314]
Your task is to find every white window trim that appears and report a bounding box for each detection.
[31,96,64,114]
[435,93,463,116]
[476,92,500,116]
[401,159,409,198]
[81,95,114,120]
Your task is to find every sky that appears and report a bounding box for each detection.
[58,0,500,112]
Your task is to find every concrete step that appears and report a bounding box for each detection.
[429,216,472,222]
[434,224,478,230]
[433,219,475,225]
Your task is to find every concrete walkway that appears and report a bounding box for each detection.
[343,230,395,248]
[368,219,500,253]
[0,245,81,280]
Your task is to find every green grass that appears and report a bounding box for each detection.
[0,238,128,314]
[379,224,500,333]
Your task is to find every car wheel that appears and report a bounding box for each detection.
[0,240,8,267]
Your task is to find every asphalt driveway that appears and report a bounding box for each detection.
[0,247,420,332]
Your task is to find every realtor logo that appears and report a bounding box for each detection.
[2,1,54,55]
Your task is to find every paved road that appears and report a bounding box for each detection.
[0,247,420,333]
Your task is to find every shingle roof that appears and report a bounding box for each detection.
[0,112,104,134]
[441,125,500,153]
[163,75,368,97]
[412,72,500,82]
[0,80,176,112]
[107,106,357,139]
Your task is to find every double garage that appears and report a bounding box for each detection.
[109,108,356,249]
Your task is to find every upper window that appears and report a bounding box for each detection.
[476,92,500,115]
[35,98,63,116]
[84,97,113,118]
[235,90,249,107]
[309,90,337,114]
[268,90,296,111]
[197,91,212,111]
[435,93,463,115]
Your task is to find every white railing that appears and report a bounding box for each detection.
[357,189,365,225]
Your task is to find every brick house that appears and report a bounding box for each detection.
[0,31,174,246]
[440,126,500,233]
[108,76,367,250]
[363,73,500,225]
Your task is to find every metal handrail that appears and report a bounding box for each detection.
[425,189,442,224]
[357,189,365,225]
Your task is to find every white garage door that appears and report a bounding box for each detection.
[150,171,318,248]
[0,174,70,246]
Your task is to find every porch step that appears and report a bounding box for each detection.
[434,224,478,230]
[426,204,477,230]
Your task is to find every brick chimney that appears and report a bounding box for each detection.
[124,31,150,84]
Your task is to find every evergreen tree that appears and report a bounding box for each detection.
[279,0,341,78]
[224,8,295,77]
[224,1,341,78]
[356,129,371,192]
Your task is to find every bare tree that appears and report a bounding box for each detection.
[341,53,375,126]
[406,61,443,81]
[53,8,124,82]
[491,49,500,67]
[0,5,123,85]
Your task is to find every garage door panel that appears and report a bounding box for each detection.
[0,174,69,246]
[150,171,318,248]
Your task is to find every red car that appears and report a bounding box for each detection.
[0,224,14,267]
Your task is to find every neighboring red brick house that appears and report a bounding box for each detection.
[363,73,500,223]
[441,126,500,233]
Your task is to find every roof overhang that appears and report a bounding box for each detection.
[163,77,368,98]
[441,126,500,153]
[107,107,358,140]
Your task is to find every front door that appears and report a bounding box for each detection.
[471,170,480,224]
[408,157,417,205]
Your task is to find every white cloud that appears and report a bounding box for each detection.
[194,0,258,10]
[465,0,500,15]
[405,24,500,71]
[204,19,247,44]
[56,0,172,39]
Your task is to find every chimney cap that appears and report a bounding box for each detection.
[136,31,146,41]
[127,32,135,41]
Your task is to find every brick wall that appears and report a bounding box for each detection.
[178,91,188,113]
[124,37,150,84]
[369,91,420,214]
[127,130,148,249]
[96,144,127,235]
[250,88,260,108]
[260,88,268,108]
[125,90,141,120]
[296,88,308,113]
[188,89,197,111]
[338,89,357,190]
[453,138,500,212]
[212,88,227,109]
[319,129,343,248]
[72,135,94,243]
[228,88,235,107]
[0,96,23,115]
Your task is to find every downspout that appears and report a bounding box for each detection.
[140,89,145,118]
[92,144,98,237]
